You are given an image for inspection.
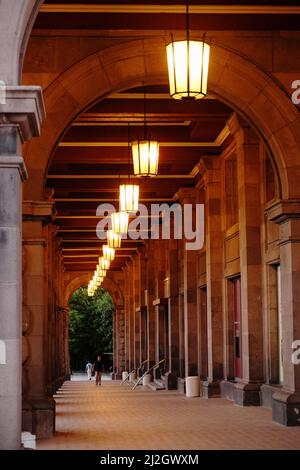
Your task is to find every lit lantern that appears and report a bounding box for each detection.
[132,140,159,177]
[166,0,210,100]
[119,184,139,213]
[96,267,106,278]
[99,257,110,271]
[166,39,210,100]
[107,230,122,248]
[111,211,129,234]
[103,245,115,261]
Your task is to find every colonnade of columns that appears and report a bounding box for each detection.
[114,113,300,427]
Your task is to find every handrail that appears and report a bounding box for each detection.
[120,359,148,385]
[132,358,165,390]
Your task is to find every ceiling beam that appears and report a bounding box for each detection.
[40,5,300,15]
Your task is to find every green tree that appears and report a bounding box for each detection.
[69,286,113,371]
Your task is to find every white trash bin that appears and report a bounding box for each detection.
[142,374,151,386]
[122,371,128,381]
[129,372,137,382]
[186,376,200,397]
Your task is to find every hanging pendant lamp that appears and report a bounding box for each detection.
[107,230,122,248]
[132,87,159,177]
[166,0,210,100]
[111,211,129,234]
[120,123,139,213]
[103,245,115,261]
[99,257,110,271]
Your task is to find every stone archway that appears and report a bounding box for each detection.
[23,37,300,201]
[64,273,124,309]
[63,273,125,379]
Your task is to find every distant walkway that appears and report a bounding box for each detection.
[37,379,300,450]
[70,372,112,382]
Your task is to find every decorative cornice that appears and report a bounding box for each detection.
[0,86,45,142]
[266,199,300,224]
[23,200,56,224]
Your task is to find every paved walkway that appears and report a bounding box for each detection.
[37,376,300,450]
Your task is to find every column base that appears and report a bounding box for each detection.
[234,382,261,406]
[112,372,122,380]
[177,377,186,393]
[272,390,300,426]
[201,380,221,398]
[22,398,55,439]
[164,372,178,390]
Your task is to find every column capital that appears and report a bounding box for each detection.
[0,86,45,141]
[227,112,258,147]
[196,156,221,189]
[23,200,56,225]
[0,155,27,180]
[175,187,196,204]
[266,199,300,224]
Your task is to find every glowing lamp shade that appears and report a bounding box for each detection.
[166,39,210,100]
[119,184,139,213]
[96,267,106,278]
[103,245,115,261]
[132,140,159,177]
[107,230,122,248]
[111,211,129,234]
[99,257,110,271]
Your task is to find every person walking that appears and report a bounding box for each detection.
[85,361,93,380]
[93,355,103,386]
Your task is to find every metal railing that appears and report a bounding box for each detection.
[120,359,148,386]
[132,358,165,390]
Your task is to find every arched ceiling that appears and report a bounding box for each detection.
[46,84,232,272]
[29,0,299,274]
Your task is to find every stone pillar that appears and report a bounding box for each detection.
[154,240,167,372]
[176,188,198,378]
[22,201,56,439]
[268,201,300,426]
[228,114,264,405]
[0,87,44,449]
[133,253,141,369]
[113,306,125,379]
[200,157,224,398]
[146,241,156,369]
[166,237,180,389]
[128,260,135,370]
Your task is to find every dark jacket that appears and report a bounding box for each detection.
[93,359,103,372]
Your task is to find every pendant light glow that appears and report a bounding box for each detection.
[111,211,129,234]
[166,39,210,100]
[99,257,110,271]
[132,140,159,177]
[119,184,139,213]
[103,245,115,261]
[107,230,122,248]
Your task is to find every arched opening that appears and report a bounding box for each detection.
[68,286,114,379]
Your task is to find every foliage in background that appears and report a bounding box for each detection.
[69,286,113,371]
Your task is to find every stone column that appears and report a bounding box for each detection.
[200,157,224,398]
[133,253,141,369]
[146,241,156,369]
[176,188,198,378]
[22,201,56,439]
[0,87,44,449]
[268,201,300,426]
[123,265,130,372]
[166,237,180,389]
[113,306,125,379]
[228,114,264,405]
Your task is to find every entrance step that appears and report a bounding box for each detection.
[147,379,165,391]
